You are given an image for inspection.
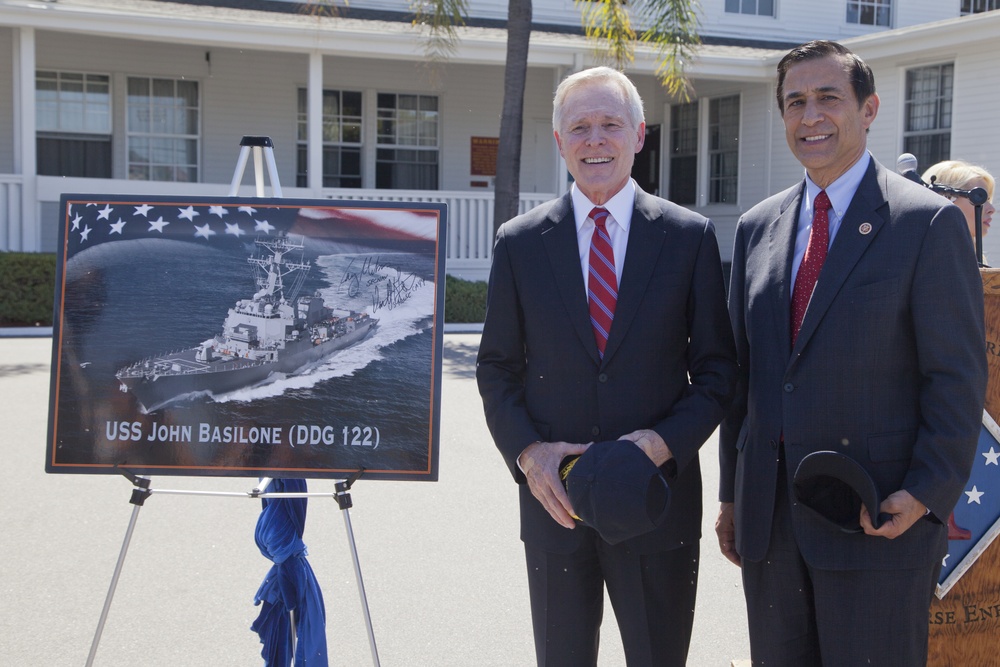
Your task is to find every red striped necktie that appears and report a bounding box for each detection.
[588,207,618,358]
[791,190,831,344]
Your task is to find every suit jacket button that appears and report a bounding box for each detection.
[783,383,794,392]
[598,373,608,383]
[591,426,601,437]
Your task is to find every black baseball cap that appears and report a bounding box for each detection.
[793,450,886,533]
[561,440,672,545]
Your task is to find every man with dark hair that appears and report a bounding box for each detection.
[478,66,737,666]
[717,40,987,664]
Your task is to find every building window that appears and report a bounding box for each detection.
[36,71,112,178]
[961,0,1000,14]
[126,77,199,182]
[376,93,439,190]
[669,102,698,205]
[724,0,774,16]
[903,64,953,171]
[846,0,891,26]
[296,88,363,188]
[709,95,739,205]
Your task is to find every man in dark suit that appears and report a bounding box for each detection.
[717,40,987,665]
[477,66,737,666]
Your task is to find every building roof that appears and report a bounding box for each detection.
[4,0,998,82]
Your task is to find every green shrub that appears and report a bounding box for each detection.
[0,255,486,327]
[0,252,56,327]
[444,274,487,323]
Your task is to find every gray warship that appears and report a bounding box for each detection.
[115,235,377,412]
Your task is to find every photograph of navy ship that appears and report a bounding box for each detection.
[47,196,446,481]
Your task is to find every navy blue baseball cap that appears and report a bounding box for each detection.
[793,450,886,533]
[561,440,672,545]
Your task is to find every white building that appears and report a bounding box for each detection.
[2,0,998,278]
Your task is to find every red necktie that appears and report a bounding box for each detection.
[791,190,831,344]
[588,208,617,358]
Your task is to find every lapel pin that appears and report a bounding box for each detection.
[859,222,872,235]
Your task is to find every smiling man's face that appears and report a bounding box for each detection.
[781,54,879,188]
[554,80,645,205]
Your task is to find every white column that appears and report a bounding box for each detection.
[308,51,323,195]
[13,27,38,252]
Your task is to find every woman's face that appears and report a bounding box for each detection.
[953,177,995,238]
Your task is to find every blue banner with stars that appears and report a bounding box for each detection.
[938,413,1000,595]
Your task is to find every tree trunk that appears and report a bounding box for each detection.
[493,0,533,236]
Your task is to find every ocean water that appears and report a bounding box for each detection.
[49,237,442,481]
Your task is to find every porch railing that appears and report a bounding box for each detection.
[7,175,555,282]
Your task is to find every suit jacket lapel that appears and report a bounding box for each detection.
[602,190,666,364]
[768,185,802,363]
[791,160,887,356]
[541,194,601,363]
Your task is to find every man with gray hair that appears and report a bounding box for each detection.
[478,66,736,665]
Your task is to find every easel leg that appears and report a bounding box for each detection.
[336,477,381,667]
[87,477,151,667]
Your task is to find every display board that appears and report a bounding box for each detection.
[927,268,1000,664]
[46,195,446,481]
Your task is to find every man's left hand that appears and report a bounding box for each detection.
[860,489,927,539]
[620,429,672,467]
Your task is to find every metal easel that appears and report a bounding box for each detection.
[86,136,381,667]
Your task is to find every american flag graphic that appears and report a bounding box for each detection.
[937,410,1000,596]
[61,195,440,259]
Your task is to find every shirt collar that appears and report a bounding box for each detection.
[571,180,635,233]
[804,152,871,219]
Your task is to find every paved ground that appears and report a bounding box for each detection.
[0,333,749,666]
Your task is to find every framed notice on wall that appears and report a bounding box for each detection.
[46,195,446,481]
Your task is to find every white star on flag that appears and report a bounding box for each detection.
[179,206,199,221]
[80,225,92,242]
[224,222,245,237]
[255,219,275,234]
[194,223,216,239]
[97,204,113,221]
[148,217,169,233]
[983,447,1000,466]
[71,214,82,231]
[134,204,154,217]
[209,206,229,218]
[966,486,984,505]
[110,219,126,235]
[239,206,257,215]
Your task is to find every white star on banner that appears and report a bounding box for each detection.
[209,206,229,218]
[983,447,1000,466]
[254,219,275,234]
[194,223,216,239]
[148,217,169,233]
[109,219,126,235]
[71,214,82,231]
[178,206,199,221]
[80,225,92,242]
[224,222,245,237]
[97,204,113,221]
[239,206,257,215]
[966,486,984,505]
[134,204,154,217]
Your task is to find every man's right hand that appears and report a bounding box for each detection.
[519,440,591,529]
[715,502,741,567]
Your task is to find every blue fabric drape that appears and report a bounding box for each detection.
[251,478,328,666]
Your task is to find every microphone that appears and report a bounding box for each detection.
[895,152,989,205]
[896,153,928,187]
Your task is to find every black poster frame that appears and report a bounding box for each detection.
[46,194,446,481]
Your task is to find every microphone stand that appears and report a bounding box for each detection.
[929,177,990,267]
